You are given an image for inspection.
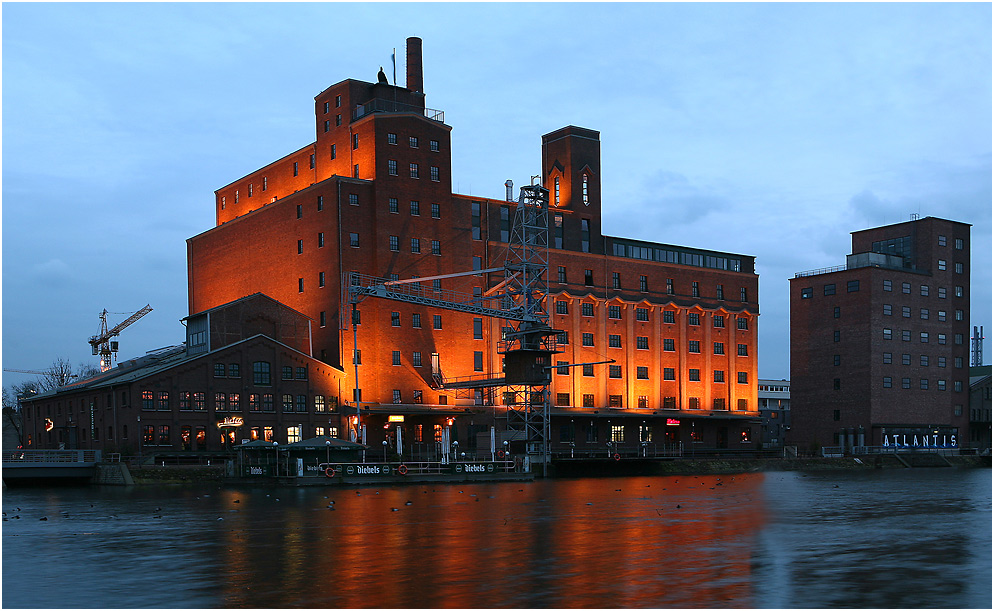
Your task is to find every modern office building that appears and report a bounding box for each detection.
[789,216,971,452]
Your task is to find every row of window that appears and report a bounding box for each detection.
[387,198,441,217]
[935,235,965,249]
[610,240,746,273]
[552,362,751,383]
[882,305,965,321]
[211,363,307,380]
[556,303,748,328]
[142,390,339,413]
[558,267,750,302]
[801,280,966,299]
[881,352,966,368]
[878,378,963,391]
[881,329,966,344]
[385,160,441,181]
[552,393,751,411]
[385,133,440,152]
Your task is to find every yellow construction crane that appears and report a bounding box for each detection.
[88,305,153,372]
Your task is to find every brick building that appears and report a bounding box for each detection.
[789,216,971,453]
[20,294,348,455]
[185,37,762,457]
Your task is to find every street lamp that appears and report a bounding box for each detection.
[452,440,459,463]
[382,440,388,462]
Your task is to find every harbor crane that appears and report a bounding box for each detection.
[88,305,153,372]
[346,181,564,470]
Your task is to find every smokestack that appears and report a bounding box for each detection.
[406,37,423,93]
[505,180,514,202]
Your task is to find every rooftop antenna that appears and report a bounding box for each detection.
[972,326,985,367]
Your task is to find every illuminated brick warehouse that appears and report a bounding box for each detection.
[789,216,972,454]
[188,36,761,459]
[23,38,762,460]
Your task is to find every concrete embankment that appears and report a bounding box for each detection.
[119,455,990,484]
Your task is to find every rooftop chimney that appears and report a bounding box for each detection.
[406,37,423,93]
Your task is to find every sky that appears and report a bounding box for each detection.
[2,2,991,389]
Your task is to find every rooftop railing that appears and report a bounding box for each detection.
[352,99,444,123]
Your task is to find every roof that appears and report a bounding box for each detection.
[181,292,312,323]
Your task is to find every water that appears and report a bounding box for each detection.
[2,469,990,608]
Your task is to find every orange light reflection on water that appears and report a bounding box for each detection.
[216,474,767,608]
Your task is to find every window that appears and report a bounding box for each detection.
[581,219,590,253]
[920,332,929,343]
[608,334,622,348]
[352,349,361,365]
[253,362,271,385]
[430,166,440,182]
[282,394,293,412]
[902,378,911,389]
[824,284,836,296]
[883,304,892,316]
[883,328,893,340]
[937,380,946,391]
[389,235,399,251]
[413,352,422,367]
[847,280,860,292]
[229,363,240,378]
[142,390,154,410]
[387,159,398,175]
[612,272,621,289]
[636,336,649,350]
[473,318,483,340]
[938,235,947,247]
[737,371,748,384]
[834,330,841,343]
[740,288,748,302]
[903,353,911,366]
[954,381,963,392]
[883,352,892,364]
[920,308,929,320]
[902,306,911,318]
[688,398,700,410]
[663,338,675,351]
[955,286,963,297]
[713,315,725,328]
[391,350,400,366]
[955,238,963,250]
[689,340,700,353]
[955,309,964,321]
[902,282,911,294]
[350,233,359,248]
[409,200,420,216]
[584,269,593,286]
[938,259,947,271]
[582,174,589,205]
[473,256,482,273]
[639,308,651,322]
[473,351,483,372]
[556,301,569,315]
[412,313,421,329]
[716,284,725,300]
[636,366,649,380]
[737,344,748,356]
[663,368,675,381]
[640,275,648,292]
[582,364,594,377]
[430,140,439,152]
[583,395,595,409]
[714,370,725,383]
[349,193,359,206]
[666,279,674,294]
[954,262,963,274]
[938,356,946,368]
[409,163,419,178]
[282,366,293,380]
[608,305,621,319]
[391,311,401,327]
[558,266,567,284]
[883,377,892,388]
[408,136,418,148]
[433,315,442,330]
[557,361,569,376]
[689,313,700,326]
[582,303,594,317]
[293,162,298,177]
[318,272,325,287]
[692,282,700,297]
[921,285,929,297]
[352,133,359,150]
[920,379,929,390]
[582,333,594,347]
[834,307,840,319]
[713,342,725,355]
[737,317,748,330]
[883,279,892,291]
[921,355,929,367]
[431,240,440,255]
[801,287,813,299]
[609,365,622,379]
[689,369,700,382]
[902,330,911,341]
[431,202,440,218]
[410,238,420,253]
[214,363,226,377]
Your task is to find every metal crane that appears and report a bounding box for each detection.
[2,368,49,375]
[347,181,563,469]
[88,305,153,372]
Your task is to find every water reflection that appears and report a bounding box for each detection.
[2,470,990,608]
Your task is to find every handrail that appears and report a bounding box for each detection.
[2,449,101,463]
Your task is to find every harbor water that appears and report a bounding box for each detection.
[2,468,990,608]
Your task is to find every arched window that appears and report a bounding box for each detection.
[582,174,589,205]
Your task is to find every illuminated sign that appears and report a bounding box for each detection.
[216,416,244,429]
[666,418,680,426]
[44,418,54,432]
[388,415,405,423]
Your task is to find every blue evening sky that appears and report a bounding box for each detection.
[2,2,991,386]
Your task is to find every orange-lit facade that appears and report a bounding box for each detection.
[187,37,762,454]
